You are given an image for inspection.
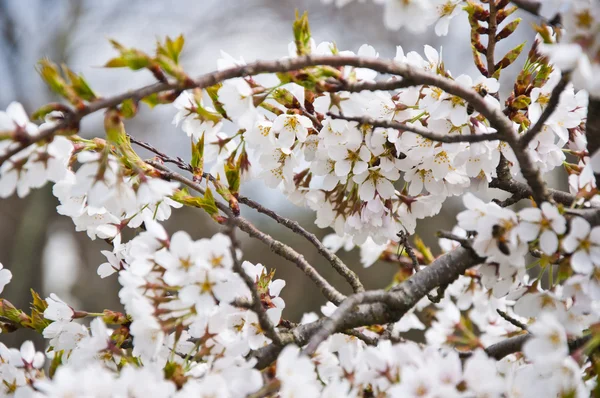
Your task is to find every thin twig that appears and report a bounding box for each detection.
[303,290,393,356]
[137,139,364,294]
[329,113,504,144]
[496,309,528,331]
[149,161,346,305]
[436,230,473,248]
[520,73,571,147]
[225,217,283,345]
[0,54,516,167]
[342,328,379,346]
[487,0,498,77]
[238,196,364,293]
[489,178,578,206]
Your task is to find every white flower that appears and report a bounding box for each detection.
[562,217,600,274]
[9,341,44,369]
[218,78,258,130]
[523,313,568,372]
[353,167,399,200]
[433,0,463,36]
[43,293,75,322]
[517,202,566,255]
[272,114,313,149]
[383,0,436,33]
[276,345,321,397]
[130,316,165,362]
[0,262,12,294]
[463,349,506,397]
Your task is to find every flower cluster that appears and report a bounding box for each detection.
[0,0,599,396]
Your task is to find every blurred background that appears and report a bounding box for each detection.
[0,0,537,347]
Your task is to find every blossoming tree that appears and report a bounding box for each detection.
[1,0,600,396]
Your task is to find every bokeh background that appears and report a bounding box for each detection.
[0,0,538,348]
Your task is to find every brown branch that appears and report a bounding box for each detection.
[238,196,364,293]
[487,0,498,77]
[1,54,548,203]
[489,177,576,206]
[234,218,346,305]
[303,290,393,355]
[133,138,362,294]
[461,332,592,361]
[225,217,283,345]
[586,99,600,164]
[0,55,516,168]
[149,161,346,305]
[520,73,570,147]
[252,246,484,368]
[436,230,473,248]
[328,114,504,143]
[496,309,528,331]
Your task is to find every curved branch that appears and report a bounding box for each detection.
[520,73,570,147]
[238,196,364,293]
[489,177,578,206]
[133,138,363,294]
[253,246,484,366]
[329,114,504,143]
[149,161,346,305]
[0,55,514,167]
[226,219,283,345]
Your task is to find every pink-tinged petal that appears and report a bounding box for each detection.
[550,215,567,235]
[298,115,313,128]
[277,129,295,150]
[335,160,352,177]
[518,222,540,242]
[589,246,600,266]
[170,231,193,258]
[20,341,35,363]
[571,217,591,238]
[539,230,558,255]
[519,207,542,223]
[571,250,593,274]
[358,180,376,201]
[376,178,395,199]
[269,279,286,297]
[590,226,600,245]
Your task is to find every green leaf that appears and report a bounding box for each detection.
[49,351,63,378]
[292,10,312,56]
[191,135,205,170]
[120,98,138,118]
[104,110,127,146]
[141,93,160,108]
[156,35,185,65]
[511,94,531,110]
[494,42,526,78]
[225,159,241,194]
[495,18,521,41]
[31,103,66,121]
[63,66,97,101]
[30,289,48,313]
[173,188,219,217]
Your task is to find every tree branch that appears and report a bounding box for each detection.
[489,177,578,206]
[134,138,363,295]
[149,161,346,305]
[225,217,283,345]
[520,73,570,147]
[510,0,541,16]
[329,114,504,143]
[0,55,520,169]
[252,246,484,365]
[238,196,364,293]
